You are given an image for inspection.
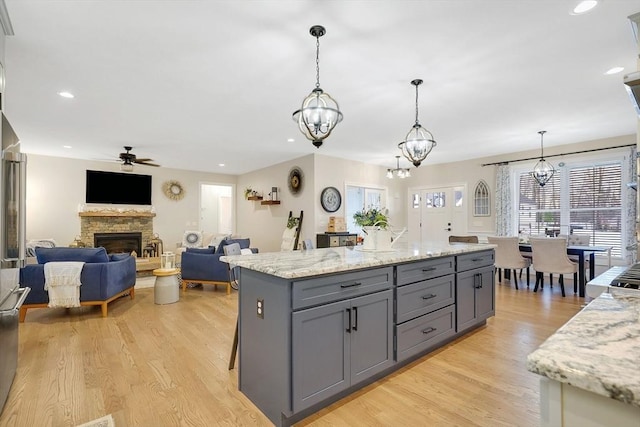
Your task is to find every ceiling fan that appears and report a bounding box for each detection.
[118,146,160,171]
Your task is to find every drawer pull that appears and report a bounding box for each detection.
[422,327,437,335]
[422,267,437,272]
[340,282,362,289]
[471,258,483,262]
[422,294,437,300]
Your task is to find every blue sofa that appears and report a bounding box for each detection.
[19,247,136,322]
[180,238,256,294]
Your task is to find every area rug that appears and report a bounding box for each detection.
[76,414,115,427]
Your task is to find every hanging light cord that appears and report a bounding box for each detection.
[414,83,420,125]
[315,35,321,89]
[539,130,546,159]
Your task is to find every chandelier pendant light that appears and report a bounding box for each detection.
[398,79,436,167]
[531,130,555,187]
[292,25,343,148]
[387,155,411,179]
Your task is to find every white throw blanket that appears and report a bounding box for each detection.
[44,261,84,308]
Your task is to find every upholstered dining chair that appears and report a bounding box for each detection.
[566,234,591,293]
[529,237,578,297]
[487,236,531,289]
[449,235,479,244]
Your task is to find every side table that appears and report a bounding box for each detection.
[153,268,180,304]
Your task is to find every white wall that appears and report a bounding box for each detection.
[25,154,236,249]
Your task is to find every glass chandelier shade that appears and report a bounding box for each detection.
[387,155,411,179]
[531,130,555,187]
[292,25,343,148]
[398,79,436,167]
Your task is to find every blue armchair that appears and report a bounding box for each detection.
[180,238,256,294]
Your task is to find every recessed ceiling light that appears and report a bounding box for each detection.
[63,145,72,149]
[218,163,225,167]
[287,138,295,143]
[58,91,75,98]
[572,1,598,15]
[605,67,624,75]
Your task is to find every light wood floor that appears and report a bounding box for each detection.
[1,277,583,427]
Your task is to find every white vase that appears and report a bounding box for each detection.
[362,227,393,251]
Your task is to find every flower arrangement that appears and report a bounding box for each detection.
[244,187,258,199]
[353,207,389,229]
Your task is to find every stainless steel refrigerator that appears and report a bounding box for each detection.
[0,112,29,415]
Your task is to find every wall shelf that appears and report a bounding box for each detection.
[261,200,281,205]
[247,196,263,201]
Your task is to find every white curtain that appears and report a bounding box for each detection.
[494,164,512,236]
[625,146,637,265]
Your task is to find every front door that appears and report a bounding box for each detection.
[408,186,467,244]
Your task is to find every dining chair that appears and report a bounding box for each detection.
[449,235,479,244]
[223,242,242,290]
[529,237,578,297]
[567,234,591,293]
[487,236,531,289]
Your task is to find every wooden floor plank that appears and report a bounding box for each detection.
[1,278,582,426]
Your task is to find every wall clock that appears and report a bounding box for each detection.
[288,167,304,195]
[163,180,185,201]
[321,187,341,213]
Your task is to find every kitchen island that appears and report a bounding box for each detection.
[222,243,496,427]
[527,287,640,427]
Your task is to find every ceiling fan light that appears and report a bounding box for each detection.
[120,162,134,172]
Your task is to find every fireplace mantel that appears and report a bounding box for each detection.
[79,211,156,218]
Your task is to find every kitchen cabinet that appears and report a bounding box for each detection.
[292,289,393,412]
[234,246,496,427]
[456,251,495,332]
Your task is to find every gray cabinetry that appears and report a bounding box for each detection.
[292,271,393,413]
[456,250,495,332]
[395,258,456,362]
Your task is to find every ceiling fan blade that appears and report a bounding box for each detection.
[134,160,160,167]
[134,157,153,162]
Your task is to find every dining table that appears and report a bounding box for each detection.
[518,243,613,297]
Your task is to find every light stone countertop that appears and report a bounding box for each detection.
[527,288,640,408]
[220,242,495,279]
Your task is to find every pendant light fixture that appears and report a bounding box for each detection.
[531,130,555,187]
[398,79,436,167]
[386,155,411,179]
[292,25,343,148]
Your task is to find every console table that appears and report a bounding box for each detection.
[316,232,357,248]
[222,243,496,426]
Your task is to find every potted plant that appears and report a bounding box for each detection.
[353,207,389,229]
[244,187,253,200]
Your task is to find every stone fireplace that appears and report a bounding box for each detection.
[79,210,155,256]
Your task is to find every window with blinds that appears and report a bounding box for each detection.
[518,170,561,236]
[517,161,623,258]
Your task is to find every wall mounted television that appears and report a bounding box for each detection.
[85,170,152,205]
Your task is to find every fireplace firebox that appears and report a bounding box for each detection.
[94,232,142,255]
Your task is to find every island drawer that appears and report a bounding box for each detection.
[396,274,455,323]
[457,250,495,272]
[395,305,455,362]
[292,267,393,310]
[396,257,455,286]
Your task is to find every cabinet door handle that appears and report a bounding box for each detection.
[422,327,437,334]
[472,258,483,262]
[422,293,437,300]
[346,308,351,333]
[422,267,437,273]
[340,282,362,289]
[353,306,358,331]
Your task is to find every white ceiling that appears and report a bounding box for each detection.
[3,0,639,175]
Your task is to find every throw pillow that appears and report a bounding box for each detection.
[217,238,250,254]
[110,253,130,261]
[182,231,203,248]
[186,247,216,254]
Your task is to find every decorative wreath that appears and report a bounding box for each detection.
[163,180,185,201]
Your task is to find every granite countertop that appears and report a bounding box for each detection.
[527,288,640,407]
[220,242,495,279]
